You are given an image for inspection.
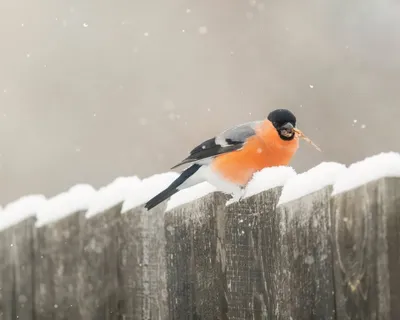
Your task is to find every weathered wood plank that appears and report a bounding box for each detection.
[331,177,400,320]
[0,228,13,320]
[9,218,36,320]
[119,204,168,319]
[188,192,229,319]
[0,217,36,320]
[164,200,195,319]
[223,188,283,319]
[77,204,122,319]
[34,212,85,320]
[164,192,229,320]
[276,187,335,320]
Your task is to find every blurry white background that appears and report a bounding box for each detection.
[1,0,399,203]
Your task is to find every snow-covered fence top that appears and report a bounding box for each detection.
[1,151,400,319]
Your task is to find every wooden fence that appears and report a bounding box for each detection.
[0,177,399,319]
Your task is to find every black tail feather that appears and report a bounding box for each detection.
[144,186,179,210]
[144,164,201,210]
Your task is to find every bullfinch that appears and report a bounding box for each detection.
[145,108,320,210]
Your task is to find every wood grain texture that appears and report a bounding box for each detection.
[34,212,85,320]
[77,204,122,320]
[276,186,335,320]
[164,199,195,319]
[0,217,36,320]
[223,187,282,319]
[165,186,335,320]
[331,177,400,320]
[164,192,229,320]
[0,228,13,320]
[119,204,168,320]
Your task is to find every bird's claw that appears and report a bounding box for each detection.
[237,188,246,202]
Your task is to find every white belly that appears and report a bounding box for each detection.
[178,165,242,196]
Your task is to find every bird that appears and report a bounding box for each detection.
[144,108,320,210]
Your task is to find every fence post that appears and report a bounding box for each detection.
[0,217,36,320]
[119,204,168,319]
[77,204,122,319]
[164,192,229,319]
[222,187,282,319]
[331,177,400,319]
[0,229,13,320]
[34,211,85,320]
[275,186,336,319]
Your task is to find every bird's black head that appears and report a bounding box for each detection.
[267,109,297,141]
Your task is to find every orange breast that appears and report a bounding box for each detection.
[211,120,299,185]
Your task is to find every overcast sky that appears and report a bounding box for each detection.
[1,0,400,204]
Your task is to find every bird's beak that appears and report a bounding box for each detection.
[280,122,295,138]
[281,122,294,131]
[293,128,322,152]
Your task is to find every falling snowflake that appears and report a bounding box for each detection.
[198,26,208,35]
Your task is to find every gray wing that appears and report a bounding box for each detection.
[171,120,262,169]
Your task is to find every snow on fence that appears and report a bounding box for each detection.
[0,152,400,319]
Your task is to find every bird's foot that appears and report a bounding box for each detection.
[237,187,246,202]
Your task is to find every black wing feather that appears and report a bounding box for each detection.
[170,138,243,169]
[189,138,217,155]
[170,121,261,170]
